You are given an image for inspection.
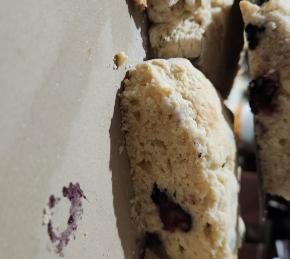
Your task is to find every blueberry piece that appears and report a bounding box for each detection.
[139,232,170,259]
[245,24,265,50]
[249,75,279,115]
[151,184,192,232]
[256,0,269,6]
[144,232,162,249]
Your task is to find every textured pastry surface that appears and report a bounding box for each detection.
[145,0,243,97]
[120,59,241,259]
[240,0,290,201]
[148,0,231,56]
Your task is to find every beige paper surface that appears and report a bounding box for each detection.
[0,0,148,258]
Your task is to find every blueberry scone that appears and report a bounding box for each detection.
[120,59,242,258]
[240,0,290,201]
[143,0,244,97]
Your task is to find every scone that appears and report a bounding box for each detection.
[145,0,244,97]
[120,59,242,258]
[240,0,290,201]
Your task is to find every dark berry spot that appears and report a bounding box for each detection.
[256,0,269,6]
[47,221,57,242]
[68,215,74,225]
[62,182,86,200]
[48,195,57,209]
[151,184,192,232]
[245,24,265,50]
[249,75,279,115]
[139,232,169,259]
[144,232,162,249]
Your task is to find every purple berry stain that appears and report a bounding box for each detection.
[44,183,86,257]
[151,184,192,232]
[48,195,60,209]
[249,74,279,115]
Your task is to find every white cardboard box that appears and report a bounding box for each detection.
[0,0,147,258]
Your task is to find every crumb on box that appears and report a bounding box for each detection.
[86,48,92,58]
[113,52,128,69]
